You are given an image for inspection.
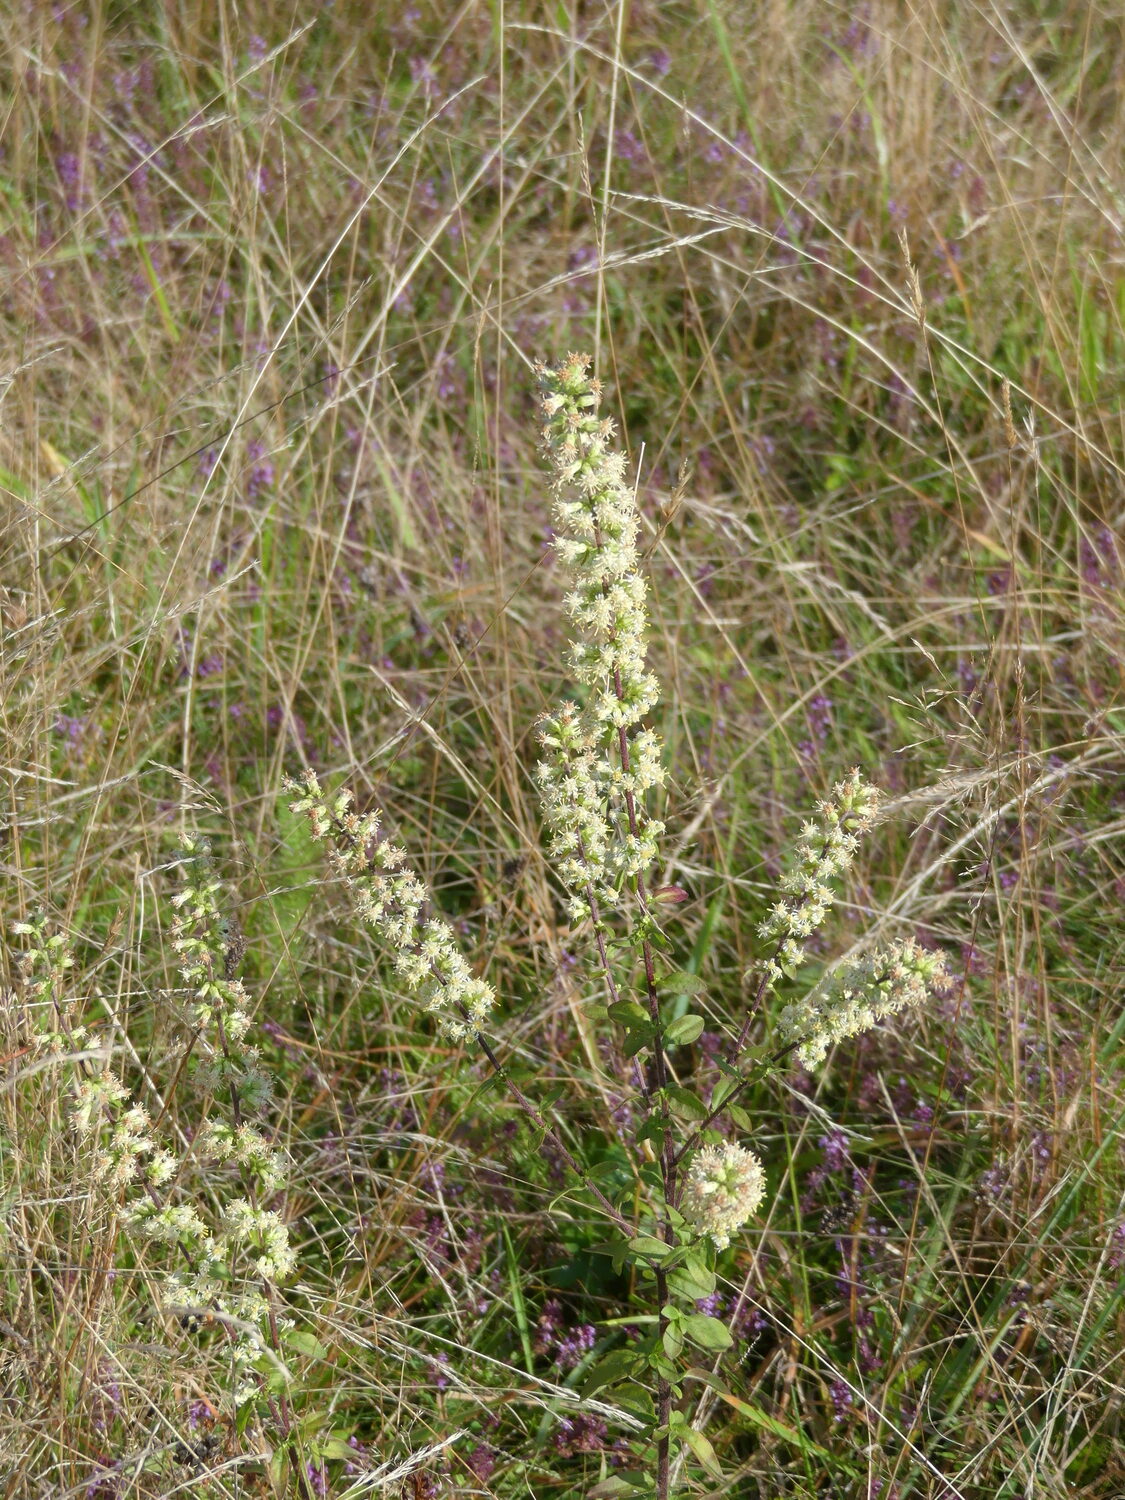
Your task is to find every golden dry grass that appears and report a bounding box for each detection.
[0,1,1123,1495]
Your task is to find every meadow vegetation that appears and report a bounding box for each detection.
[1,2,1123,1496]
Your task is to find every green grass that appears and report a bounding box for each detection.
[1,1,1123,1495]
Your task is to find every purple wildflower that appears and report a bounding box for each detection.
[466,1444,496,1481]
[829,1377,853,1422]
[85,1461,122,1499]
[343,1435,369,1475]
[186,1399,212,1429]
[92,1361,121,1431]
[56,151,83,211]
[54,713,87,745]
[695,1292,725,1318]
[554,1322,596,1371]
[245,439,274,498]
[821,1130,852,1174]
[409,57,440,98]
[534,1299,596,1369]
[554,1413,608,1456]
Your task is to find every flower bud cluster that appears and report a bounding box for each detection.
[534,355,666,915]
[170,836,272,1114]
[70,1072,176,1189]
[287,770,495,1039]
[778,936,950,1070]
[681,1141,766,1251]
[757,769,879,987]
[535,704,614,920]
[199,1119,287,1195]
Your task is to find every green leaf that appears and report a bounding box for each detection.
[608,1000,650,1025]
[657,970,707,996]
[588,1470,656,1499]
[283,1330,327,1361]
[581,1348,640,1398]
[624,1023,657,1058]
[637,1163,664,1194]
[682,1313,733,1350]
[680,1424,724,1478]
[587,1480,652,1500]
[636,1115,667,1150]
[627,1235,672,1263]
[587,1157,628,1181]
[664,1085,707,1121]
[665,1013,705,1046]
[662,1321,685,1359]
[709,1077,742,1110]
[667,1261,716,1301]
[502,1223,535,1375]
[317,1435,359,1461]
[683,1369,835,1460]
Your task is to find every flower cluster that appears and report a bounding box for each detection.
[287,771,495,1039]
[71,1086,174,1190]
[535,703,664,921]
[128,1191,296,1401]
[681,1142,767,1251]
[199,1119,286,1194]
[533,354,665,919]
[778,937,950,1070]
[757,769,880,988]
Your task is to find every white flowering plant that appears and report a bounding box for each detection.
[10,839,301,1441]
[289,354,949,1498]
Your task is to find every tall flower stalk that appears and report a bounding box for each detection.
[534,353,685,1491]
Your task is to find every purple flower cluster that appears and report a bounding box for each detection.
[245,439,275,498]
[798,692,833,763]
[54,712,89,749]
[85,1461,123,1499]
[465,1442,496,1480]
[534,1298,596,1370]
[829,1376,853,1421]
[92,1360,121,1431]
[554,1412,609,1457]
[1081,527,1120,588]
